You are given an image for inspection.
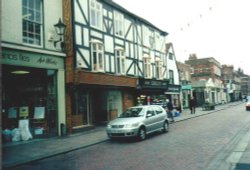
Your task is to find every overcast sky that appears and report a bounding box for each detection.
[113,0,250,75]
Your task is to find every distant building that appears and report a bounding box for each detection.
[221,65,241,102]
[185,54,226,106]
[165,43,181,110]
[177,61,193,109]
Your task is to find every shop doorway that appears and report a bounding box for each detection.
[92,90,122,124]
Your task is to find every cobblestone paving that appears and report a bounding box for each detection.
[10,104,250,170]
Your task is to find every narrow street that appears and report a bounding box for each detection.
[8,103,250,170]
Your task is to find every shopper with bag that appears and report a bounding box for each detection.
[166,99,175,122]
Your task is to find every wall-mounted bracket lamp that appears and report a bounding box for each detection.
[53,18,66,51]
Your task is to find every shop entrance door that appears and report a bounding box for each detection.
[107,91,122,120]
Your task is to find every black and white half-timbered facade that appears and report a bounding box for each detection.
[66,0,169,130]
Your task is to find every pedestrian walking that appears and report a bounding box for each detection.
[166,99,175,122]
[189,97,196,114]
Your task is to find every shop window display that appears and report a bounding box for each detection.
[2,65,57,142]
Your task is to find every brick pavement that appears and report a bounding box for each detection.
[2,101,249,170]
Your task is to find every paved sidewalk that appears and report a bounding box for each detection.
[2,101,249,169]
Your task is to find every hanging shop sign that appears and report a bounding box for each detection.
[2,48,64,69]
[166,84,181,93]
[182,85,192,90]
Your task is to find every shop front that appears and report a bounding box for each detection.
[2,48,66,142]
[165,84,182,111]
[136,78,169,107]
[68,71,137,132]
[181,85,192,109]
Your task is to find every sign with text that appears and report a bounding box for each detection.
[2,48,64,69]
[138,78,168,89]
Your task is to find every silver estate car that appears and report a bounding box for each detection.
[106,105,169,141]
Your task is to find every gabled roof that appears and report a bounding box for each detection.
[102,0,168,36]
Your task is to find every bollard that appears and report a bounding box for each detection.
[60,123,66,136]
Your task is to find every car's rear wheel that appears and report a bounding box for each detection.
[162,121,169,133]
[137,127,146,141]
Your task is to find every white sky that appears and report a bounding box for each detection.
[113,0,250,75]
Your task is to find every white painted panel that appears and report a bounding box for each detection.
[110,56,115,73]
[105,54,110,71]
[115,38,124,46]
[125,42,129,57]
[139,61,143,76]
[103,19,108,32]
[109,11,113,19]
[2,0,22,43]
[150,50,154,63]
[74,0,87,24]
[104,35,114,53]
[91,30,103,39]
[81,48,90,63]
[103,9,108,17]
[127,59,134,75]
[77,52,87,68]
[130,43,134,58]
[138,46,142,61]
[83,28,89,47]
[110,20,114,34]
[125,19,133,41]
[44,0,63,50]
[75,25,82,45]
[76,48,90,69]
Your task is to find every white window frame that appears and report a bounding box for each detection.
[143,55,152,78]
[22,0,42,46]
[115,48,126,75]
[91,40,104,72]
[155,58,163,80]
[114,11,124,37]
[90,0,102,30]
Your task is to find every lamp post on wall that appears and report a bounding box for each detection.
[53,18,66,51]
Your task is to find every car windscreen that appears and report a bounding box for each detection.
[119,108,144,118]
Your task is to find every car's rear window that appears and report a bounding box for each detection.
[119,108,144,118]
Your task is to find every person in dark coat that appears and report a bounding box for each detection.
[166,99,175,122]
[189,97,196,114]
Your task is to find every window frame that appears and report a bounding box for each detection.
[114,11,124,37]
[168,53,173,60]
[22,0,43,46]
[155,58,163,80]
[91,40,104,72]
[115,48,126,75]
[143,55,152,79]
[90,0,102,30]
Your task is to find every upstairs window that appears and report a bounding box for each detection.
[169,53,173,60]
[22,0,42,46]
[91,40,104,72]
[115,48,126,75]
[169,70,174,84]
[114,11,124,37]
[156,59,163,80]
[143,55,152,78]
[90,0,102,29]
